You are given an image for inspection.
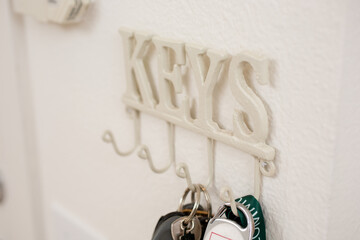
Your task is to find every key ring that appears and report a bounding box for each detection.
[178,184,201,225]
[198,184,212,218]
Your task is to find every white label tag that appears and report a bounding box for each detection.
[208,232,233,240]
[204,219,250,240]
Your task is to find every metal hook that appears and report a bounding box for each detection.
[103,108,177,174]
[206,138,215,187]
[102,108,140,156]
[220,186,239,217]
[168,121,196,192]
[206,139,239,211]
[207,142,267,201]
[137,144,173,174]
[103,130,137,156]
[168,122,176,174]
[176,162,195,192]
[135,121,176,174]
[254,158,261,200]
[253,157,276,200]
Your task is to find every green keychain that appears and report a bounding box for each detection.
[224,195,266,240]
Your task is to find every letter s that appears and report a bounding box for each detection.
[229,53,270,143]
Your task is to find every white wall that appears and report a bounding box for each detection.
[0,1,41,239]
[327,0,360,239]
[3,0,360,239]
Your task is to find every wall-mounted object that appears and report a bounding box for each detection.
[12,0,92,24]
[104,27,276,203]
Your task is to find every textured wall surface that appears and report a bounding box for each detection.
[13,0,359,239]
[327,0,360,239]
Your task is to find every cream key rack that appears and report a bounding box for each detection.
[103,27,276,211]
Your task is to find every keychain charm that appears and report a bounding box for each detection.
[203,202,254,240]
[224,195,267,240]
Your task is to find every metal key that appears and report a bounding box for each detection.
[180,232,195,240]
[203,202,255,240]
[171,216,202,240]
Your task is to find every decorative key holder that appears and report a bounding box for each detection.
[103,27,276,206]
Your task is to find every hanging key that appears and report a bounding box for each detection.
[152,184,201,240]
[172,216,201,240]
[171,184,202,240]
[173,184,212,240]
[180,232,195,240]
[152,184,212,240]
[179,218,196,240]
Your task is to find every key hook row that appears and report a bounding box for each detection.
[103,108,193,186]
[103,107,276,215]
